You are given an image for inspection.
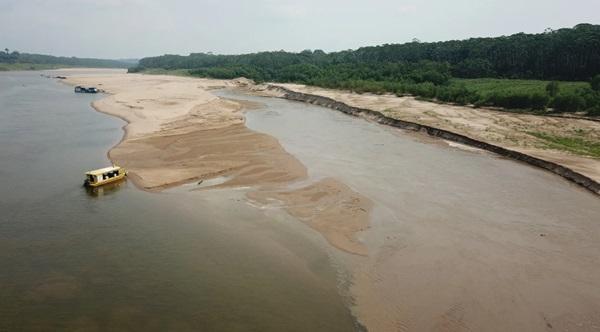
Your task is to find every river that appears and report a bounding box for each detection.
[2,71,600,331]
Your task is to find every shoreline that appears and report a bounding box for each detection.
[265,84,600,196]
[62,70,373,256]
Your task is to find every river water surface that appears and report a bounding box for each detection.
[3,72,600,332]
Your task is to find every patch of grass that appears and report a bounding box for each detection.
[138,68,192,77]
[528,131,600,158]
[453,78,588,95]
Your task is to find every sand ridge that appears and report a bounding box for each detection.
[248,178,372,256]
[64,71,371,256]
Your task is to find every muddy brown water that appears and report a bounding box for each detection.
[2,71,599,331]
[0,72,360,331]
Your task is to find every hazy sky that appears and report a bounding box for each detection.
[1,0,599,59]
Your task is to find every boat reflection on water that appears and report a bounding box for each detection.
[84,178,127,197]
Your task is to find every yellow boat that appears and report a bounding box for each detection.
[84,165,127,187]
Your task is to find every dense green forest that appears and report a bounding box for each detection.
[0,49,133,70]
[130,24,600,115]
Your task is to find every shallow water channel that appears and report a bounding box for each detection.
[218,88,600,331]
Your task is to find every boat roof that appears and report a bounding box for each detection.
[86,166,121,175]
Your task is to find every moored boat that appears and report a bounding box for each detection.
[84,165,127,187]
[74,86,99,93]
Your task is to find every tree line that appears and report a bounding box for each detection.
[0,49,132,68]
[130,24,600,115]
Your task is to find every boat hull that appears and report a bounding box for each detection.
[84,173,126,187]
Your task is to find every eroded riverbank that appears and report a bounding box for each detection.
[255,83,600,186]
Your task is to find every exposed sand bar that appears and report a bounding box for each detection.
[248,178,372,256]
[63,69,371,256]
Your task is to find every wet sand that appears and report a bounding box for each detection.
[248,178,372,256]
[63,70,371,256]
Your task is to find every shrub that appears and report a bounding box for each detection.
[409,70,450,85]
[529,93,550,110]
[482,91,548,110]
[551,93,586,112]
[546,81,560,97]
[586,106,600,116]
[435,84,476,105]
[591,74,600,92]
[408,82,437,98]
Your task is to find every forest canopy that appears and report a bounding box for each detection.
[133,24,600,81]
[130,24,600,115]
[0,49,132,69]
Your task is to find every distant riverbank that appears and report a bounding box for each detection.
[0,63,66,71]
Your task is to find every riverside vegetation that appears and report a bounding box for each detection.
[130,24,600,116]
[0,48,133,70]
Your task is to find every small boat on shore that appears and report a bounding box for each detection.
[84,165,127,187]
[74,86,99,93]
